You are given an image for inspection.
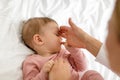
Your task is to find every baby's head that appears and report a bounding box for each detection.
[22,17,62,55]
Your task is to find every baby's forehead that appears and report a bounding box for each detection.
[46,22,59,29]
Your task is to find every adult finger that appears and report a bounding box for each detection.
[60,26,70,33]
[68,18,78,30]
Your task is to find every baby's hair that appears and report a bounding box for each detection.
[22,17,57,50]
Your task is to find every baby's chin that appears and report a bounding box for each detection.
[57,47,61,51]
[54,47,61,53]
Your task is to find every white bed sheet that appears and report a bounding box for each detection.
[0,0,120,80]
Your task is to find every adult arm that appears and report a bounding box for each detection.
[95,44,110,68]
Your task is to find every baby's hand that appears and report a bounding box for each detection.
[42,60,54,73]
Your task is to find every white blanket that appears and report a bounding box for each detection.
[0,0,119,80]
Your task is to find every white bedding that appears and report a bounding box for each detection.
[0,0,120,80]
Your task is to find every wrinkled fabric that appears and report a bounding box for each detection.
[0,0,119,80]
[22,48,87,80]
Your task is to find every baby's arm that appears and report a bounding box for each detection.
[67,47,87,72]
[23,59,54,80]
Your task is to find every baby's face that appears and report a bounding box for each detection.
[42,22,62,53]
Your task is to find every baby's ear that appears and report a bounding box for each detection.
[33,34,44,45]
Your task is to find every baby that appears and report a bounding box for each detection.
[22,17,104,80]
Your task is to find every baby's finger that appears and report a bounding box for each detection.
[49,60,54,66]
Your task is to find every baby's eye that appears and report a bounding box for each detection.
[56,34,59,36]
[55,31,61,36]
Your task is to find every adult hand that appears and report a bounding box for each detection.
[60,18,88,48]
[49,58,71,80]
[60,18,102,57]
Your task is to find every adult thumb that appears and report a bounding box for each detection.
[68,18,77,30]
